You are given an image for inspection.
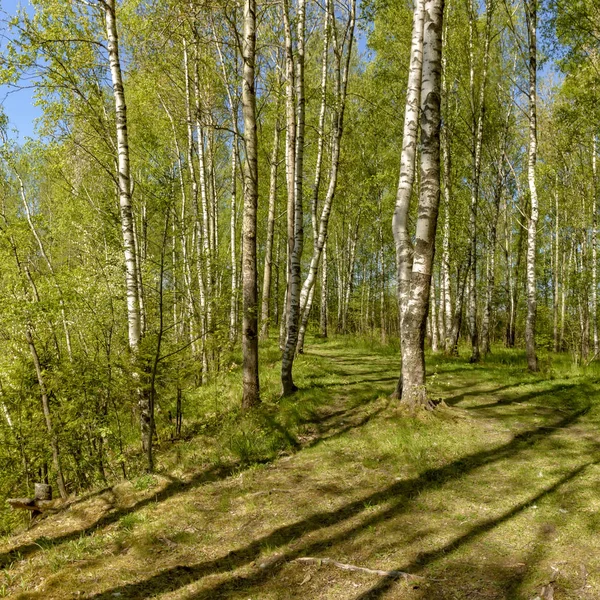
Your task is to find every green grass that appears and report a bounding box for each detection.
[3,336,600,599]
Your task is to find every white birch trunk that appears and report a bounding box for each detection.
[241,0,260,408]
[525,0,538,372]
[105,0,141,354]
[281,0,307,395]
[399,0,444,409]
[392,0,425,397]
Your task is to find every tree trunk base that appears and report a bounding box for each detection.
[399,385,436,411]
[280,383,299,398]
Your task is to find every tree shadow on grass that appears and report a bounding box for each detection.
[466,382,579,411]
[0,373,388,570]
[443,382,528,406]
[81,403,590,600]
[353,464,591,600]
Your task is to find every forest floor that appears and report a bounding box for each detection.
[2,338,600,599]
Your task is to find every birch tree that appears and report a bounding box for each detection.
[398,0,444,408]
[391,0,425,398]
[241,0,260,408]
[281,0,306,396]
[525,0,538,372]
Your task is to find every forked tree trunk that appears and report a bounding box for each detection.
[525,0,538,372]
[392,0,425,397]
[399,0,444,409]
[241,0,260,408]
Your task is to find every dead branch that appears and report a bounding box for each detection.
[293,557,428,580]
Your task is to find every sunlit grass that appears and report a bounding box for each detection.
[3,336,600,599]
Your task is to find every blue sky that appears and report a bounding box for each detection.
[1,0,39,141]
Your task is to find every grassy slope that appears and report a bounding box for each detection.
[2,337,600,599]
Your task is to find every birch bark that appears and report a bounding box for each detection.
[399,0,444,408]
[105,0,141,354]
[525,0,538,372]
[241,0,260,408]
[392,0,425,397]
[281,0,306,396]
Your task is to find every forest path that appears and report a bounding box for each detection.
[3,341,600,600]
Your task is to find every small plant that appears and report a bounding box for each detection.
[118,512,145,532]
[133,474,158,491]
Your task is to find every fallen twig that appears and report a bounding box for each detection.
[294,557,428,581]
[247,488,293,498]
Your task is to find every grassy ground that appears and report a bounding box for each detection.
[2,337,600,599]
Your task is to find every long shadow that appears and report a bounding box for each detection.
[0,371,386,569]
[353,463,592,599]
[443,382,533,406]
[82,404,590,600]
[467,382,579,411]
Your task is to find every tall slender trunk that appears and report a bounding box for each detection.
[321,240,328,337]
[296,0,355,354]
[481,98,509,355]
[379,195,387,343]
[392,0,425,397]
[26,327,68,499]
[260,123,281,339]
[440,6,452,352]
[431,274,439,352]
[525,0,538,372]
[230,147,239,342]
[183,38,208,379]
[466,0,492,363]
[400,0,444,408]
[447,265,467,355]
[553,180,560,352]
[561,244,571,350]
[282,0,296,348]
[104,0,153,453]
[105,0,140,354]
[592,135,598,357]
[281,0,307,395]
[193,45,213,333]
[162,98,199,358]
[241,0,260,408]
